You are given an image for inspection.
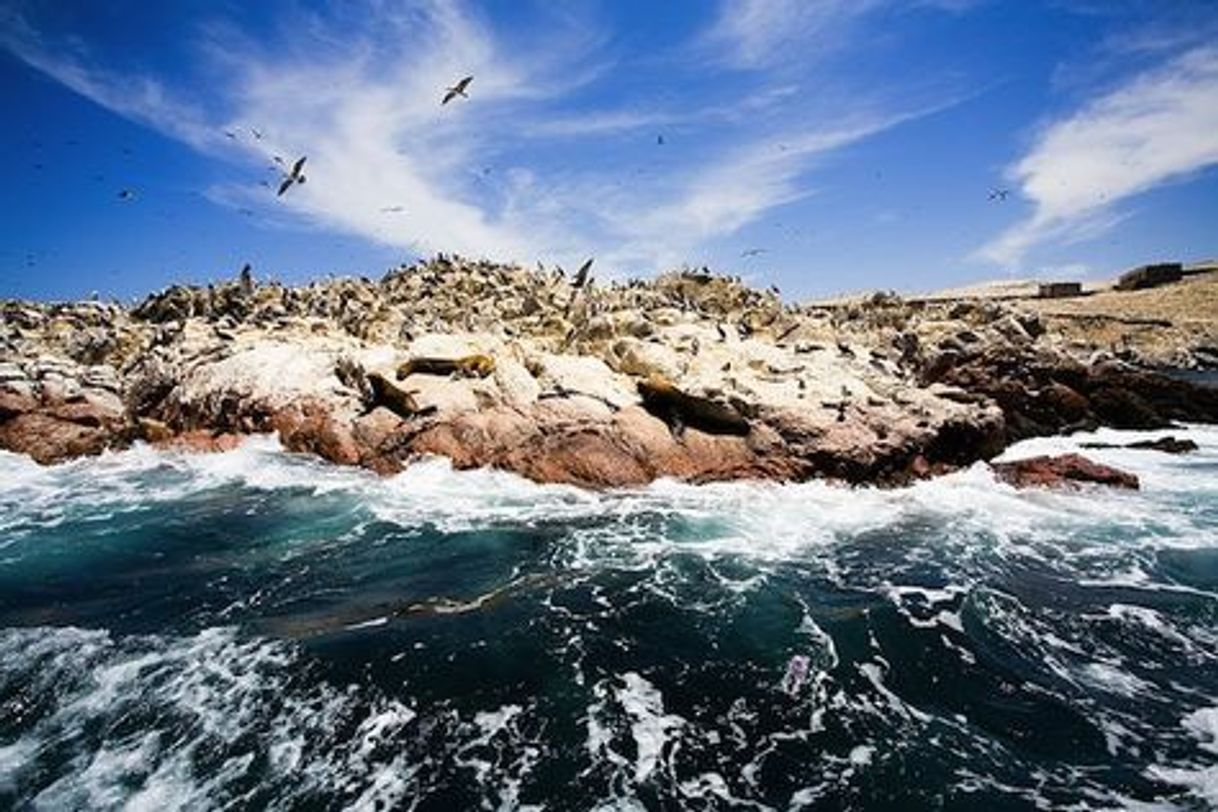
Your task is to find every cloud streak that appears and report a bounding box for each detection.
[699,0,883,71]
[3,0,958,277]
[978,45,1218,266]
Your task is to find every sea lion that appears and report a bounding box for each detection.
[637,375,750,438]
[366,372,436,419]
[395,354,495,380]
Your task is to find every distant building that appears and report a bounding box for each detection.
[1037,282,1083,299]
[1115,262,1183,291]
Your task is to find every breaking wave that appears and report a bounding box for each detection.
[1,425,1217,808]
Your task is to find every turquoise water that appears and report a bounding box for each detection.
[1,427,1217,809]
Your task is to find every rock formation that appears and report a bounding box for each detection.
[991,454,1140,490]
[1,259,1214,487]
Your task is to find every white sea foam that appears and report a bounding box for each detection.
[0,625,547,810]
[1,426,1215,808]
[3,424,1214,563]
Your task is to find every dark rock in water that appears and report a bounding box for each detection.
[991,453,1139,490]
[928,347,1218,442]
[1086,384,1171,430]
[1081,436,1198,454]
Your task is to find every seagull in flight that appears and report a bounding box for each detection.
[380,205,407,213]
[442,76,473,105]
[741,248,767,258]
[117,189,137,201]
[277,156,307,196]
[250,128,264,140]
[572,258,594,288]
[988,188,1011,201]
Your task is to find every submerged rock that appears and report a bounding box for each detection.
[1081,436,1198,454]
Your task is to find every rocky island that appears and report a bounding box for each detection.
[2,258,1216,488]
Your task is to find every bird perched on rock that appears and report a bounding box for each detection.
[277,156,307,196]
[239,264,254,296]
[442,76,473,105]
[572,258,594,288]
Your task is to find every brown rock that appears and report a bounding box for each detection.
[272,401,361,466]
[0,389,131,464]
[157,429,245,454]
[0,412,112,464]
[0,390,38,420]
[991,453,1139,490]
[136,417,175,443]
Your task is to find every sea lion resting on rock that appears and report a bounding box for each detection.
[366,372,437,419]
[637,375,750,438]
[395,354,495,380]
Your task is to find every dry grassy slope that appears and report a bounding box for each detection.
[1020,271,1218,365]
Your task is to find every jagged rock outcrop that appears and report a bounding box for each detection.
[923,346,1218,442]
[1,258,1214,487]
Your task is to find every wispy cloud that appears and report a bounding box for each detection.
[698,0,981,72]
[699,0,884,71]
[0,8,219,151]
[977,45,1218,266]
[2,0,961,276]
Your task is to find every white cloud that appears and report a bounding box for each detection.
[977,45,1218,266]
[700,0,883,70]
[2,0,957,277]
[699,0,981,71]
[0,9,218,151]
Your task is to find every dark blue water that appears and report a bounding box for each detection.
[2,428,1217,810]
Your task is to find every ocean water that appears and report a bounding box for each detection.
[1,427,1217,810]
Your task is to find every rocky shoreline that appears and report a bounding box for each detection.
[2,258,1216,488]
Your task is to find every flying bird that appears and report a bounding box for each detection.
[117,189,136,201]
[224,130,237,140]
[442,76,473,105]
[251,128,264,140]
[657,134,665,145]
[380,205,406,213]
[277,156,307,196]
[741,248,767,258]
[988,188,1011,201]
[572,258,594,288]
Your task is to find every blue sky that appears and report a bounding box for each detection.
[2,0,1216,302]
